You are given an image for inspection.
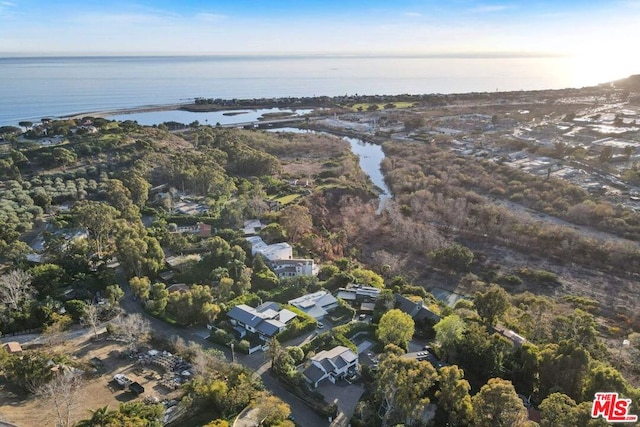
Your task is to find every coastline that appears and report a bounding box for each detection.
[62,102,191,120]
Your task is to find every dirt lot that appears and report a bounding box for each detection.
[0,337,183,427]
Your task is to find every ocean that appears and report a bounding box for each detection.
[0,54,624,126]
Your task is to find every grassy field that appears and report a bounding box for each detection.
[272,193,301,205]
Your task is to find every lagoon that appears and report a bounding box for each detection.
[108,108,312,126]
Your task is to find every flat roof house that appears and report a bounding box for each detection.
[288,291,338,320]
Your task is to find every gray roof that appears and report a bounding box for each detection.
[256,301,280,313]
[394,294,441,322]
[256,320,281,337]
[333,357,347,369]
[303,364,327,384]
[227,304,263,328]
[320,359,335,373]
[311,346,359,374]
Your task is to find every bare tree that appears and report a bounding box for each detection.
[81,303,102,338]
[38,371,83,427]
[190,347,226,378]
[0,270,34,311]
[109,313,150,350]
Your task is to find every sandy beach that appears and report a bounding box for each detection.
[63,102,191,120]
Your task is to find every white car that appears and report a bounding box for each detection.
[113,374,132,388]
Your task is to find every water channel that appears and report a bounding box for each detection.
[269,128,392,210]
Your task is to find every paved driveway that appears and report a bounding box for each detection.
[316,381,364,427]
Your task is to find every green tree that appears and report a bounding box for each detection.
[377,309,415,350]
[471,378,528,427]
[72,201,119,256]
[253,392,291,426]
[123,172,151,208]
[434,314,466,362]
[103,179,133,213]
[538,392,578,427]
[51,147,77,169]
[129,276,151,301]
[506,342,540,397]
[104,284,124,306]
[75,405,119,427]
[266,337,283,365]
[376,355,438,426]
[430,243,474,272]
[18,120,33,131]
[538,341,591,401]
[351,268,385,288]
[552,308,605,359]
[29,263,68,298]
[146,282,169,315]
[435,365,473,426]
[582,362,630,402]
[116,234,164,279]
[474,284,510,327]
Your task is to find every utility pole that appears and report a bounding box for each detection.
[230,342,236,363]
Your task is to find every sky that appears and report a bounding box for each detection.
[0,0,639,62]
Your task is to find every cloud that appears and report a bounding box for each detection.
[0,1,16,17]
[468,4,514,13]
[195,13,227,22]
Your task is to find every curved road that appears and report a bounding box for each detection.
[116,270,329,427]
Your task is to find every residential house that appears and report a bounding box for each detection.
[243,219,265,236]
[336,285,382,311]
[271,258,319,279]
[226,302,297,344]
[171,222,212,237]
[246,236,293,261]
[394,294,441,323]
[288,291,338,320]
[166,283,190,294]
[493,325,527,347]
[303,346,359,388]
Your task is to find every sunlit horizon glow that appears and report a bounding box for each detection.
[1,0,639,86]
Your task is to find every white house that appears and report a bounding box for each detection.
[288,291,338,320]
[226,302,297,343]
[243,219,265,236]
[246,236,293,261]
[303,346,358,388]
[271,258,319,279]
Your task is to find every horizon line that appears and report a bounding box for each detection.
[0,51,568,60]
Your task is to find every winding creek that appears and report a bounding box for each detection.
[268,127,392,208]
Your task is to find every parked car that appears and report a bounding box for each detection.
[358,313,367,321]
[317,322,324,329]
[113,374,132,389]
